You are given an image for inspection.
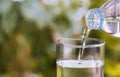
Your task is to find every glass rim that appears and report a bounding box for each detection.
[56,38,105,48]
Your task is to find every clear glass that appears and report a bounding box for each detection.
[56,38,105,77]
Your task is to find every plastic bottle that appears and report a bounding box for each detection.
[85,0,120,37]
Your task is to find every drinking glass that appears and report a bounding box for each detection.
[56,38,105,77]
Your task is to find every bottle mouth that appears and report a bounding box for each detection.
[85,8,104,30]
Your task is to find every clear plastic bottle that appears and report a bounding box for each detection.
[85,0,120,37]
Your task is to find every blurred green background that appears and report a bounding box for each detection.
[0,0,120,77]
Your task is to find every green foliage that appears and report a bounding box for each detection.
[89,0,107,9]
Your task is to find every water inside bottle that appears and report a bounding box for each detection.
[102,17,120,37]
